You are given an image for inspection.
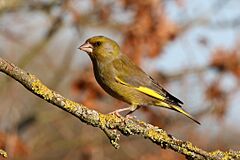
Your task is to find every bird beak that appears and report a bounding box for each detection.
[78,42,93,53]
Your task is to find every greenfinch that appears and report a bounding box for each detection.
[78,36,200,124]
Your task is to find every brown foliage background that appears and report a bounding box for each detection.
[0,0,240,159]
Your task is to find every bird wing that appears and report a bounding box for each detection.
[113,55,201,124]
[113,55,183,106]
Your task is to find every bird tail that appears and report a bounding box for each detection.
[155,101,200,125]
[170,104,200,125]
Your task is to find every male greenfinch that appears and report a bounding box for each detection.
[78,36,200,124]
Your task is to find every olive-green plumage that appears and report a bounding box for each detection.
[79,36,200,124]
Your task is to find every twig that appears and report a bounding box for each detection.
[0,57,239,160]
[0,149,7,158]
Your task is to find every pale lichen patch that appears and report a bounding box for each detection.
[31,79,54,101]
[64,99,79,112]
[0,149,7,158]
[209,150,238,160]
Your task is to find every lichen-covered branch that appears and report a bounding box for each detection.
[0,149,7,158]
[0,57,239,160]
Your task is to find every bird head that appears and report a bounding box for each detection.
[78,36,120,61]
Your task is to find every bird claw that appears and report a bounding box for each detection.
[109,111,122,117]
[108,107,137,119]
[109,111,136,119]
[125,114,136,119]
[108,107,131,117]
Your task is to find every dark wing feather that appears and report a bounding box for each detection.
[149,76,183,105]
[113,54,183,106]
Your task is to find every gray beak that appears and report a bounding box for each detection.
[78,42,93,53]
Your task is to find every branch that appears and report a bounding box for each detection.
[0,57,239,160]
[0,149,7,158]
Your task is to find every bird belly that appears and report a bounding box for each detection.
[97,77,132,104]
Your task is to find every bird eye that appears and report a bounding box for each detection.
[95,42,101,47]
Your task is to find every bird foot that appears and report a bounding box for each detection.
[125,114,136,119]
[108,107,131,118]
[109,110,121,117]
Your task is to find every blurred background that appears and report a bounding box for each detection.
[0,0,240,159]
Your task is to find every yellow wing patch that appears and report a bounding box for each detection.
[115,77,165,100]
[136,86,165,100]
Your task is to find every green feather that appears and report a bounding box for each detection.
[79,35,200,125]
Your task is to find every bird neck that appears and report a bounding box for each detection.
[90,51,118,64]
